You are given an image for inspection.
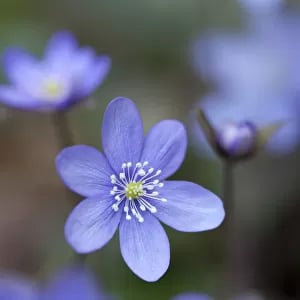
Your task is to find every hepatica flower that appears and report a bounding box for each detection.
[171,293,213,300]
[56,97,225,282]
[0,264,108,300]
[239,0,283,15]
[171,292,263,300]
[0,31,111,112]
[192,6,300,101]
[0,272,38,300]
[41,264,108,300]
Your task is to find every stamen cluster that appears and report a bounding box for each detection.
[110,161,167,223]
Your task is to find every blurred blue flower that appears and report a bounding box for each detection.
[238,0,283,15]
[56,97,225,282]
[192,8,300,101]
[40,264,107,300]
[0,271,38,300]
[171,293,213,300]
[0,31,111,112]
[172,291,264,300]
[191,92,300,156]
[0,264,108,300]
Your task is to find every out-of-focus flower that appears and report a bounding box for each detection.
[0,264,109,300]
[238,0,283,15]
[171,293,213,300]
[56,97,225,282]
[0,272,38,300]
[192,1,300,102]
[172,291,264,300]
[191,93,299,157]
[0,31,111,112]
[41,264,107,300]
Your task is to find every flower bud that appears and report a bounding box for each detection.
[216,121,257,159]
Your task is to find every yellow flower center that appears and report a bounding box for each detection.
[43,79,65,99]
[125,182,144,199]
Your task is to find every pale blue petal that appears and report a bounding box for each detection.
[2,48,40,89]
[56,145,113,197]
[74,55,111,99]
[45,31,77,71]
[65,196,121,253]
[141,120,187,180]
[154,181,225,232]
[119,212,170,282]
[0,85,41,110]
[102,97,144,173]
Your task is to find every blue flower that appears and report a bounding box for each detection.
[56,97,225,282]
[192,10,300,101]
[191,93,300,156]
[171,293,212,300]
[0,271,38,300]
[238,0,283,15]
[0,264,108,300]
[0,31,111,112]
[171,292,263,300]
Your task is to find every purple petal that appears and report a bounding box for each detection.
[42,264,104,300]
[75,55,111,99]
[56,145,113,197]
[0,273,38,300]
[119,212,170,282]
[65,196,121,253]
[102,98,144,173]
[141,120,187,180]
[45,31,77,71]
[171,293,213,300]
[2,48,39,88]
[0,85,41,110]
[154,181,225,232]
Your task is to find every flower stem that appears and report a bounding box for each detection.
[52,112,86,262]
[52,111,74,149]
[222,160,237,299]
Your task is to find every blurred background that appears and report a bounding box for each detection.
[0,0,300,299]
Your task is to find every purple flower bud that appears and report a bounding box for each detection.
[216,121,257,158]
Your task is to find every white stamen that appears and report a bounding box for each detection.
[112,204,119,211]
[138,169,146,176]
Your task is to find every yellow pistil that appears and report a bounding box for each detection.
[125,182,144,199]
[43,79,64,99]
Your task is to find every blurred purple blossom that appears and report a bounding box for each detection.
[192,14,300,99]
[172,291,264,300]
[171,293,213,300]
[56,97,225,282]
[0,31,111,112]
[0,264,108,300]
[190,3,300,156]
[238,0,283,15]
[0,271,38,300]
